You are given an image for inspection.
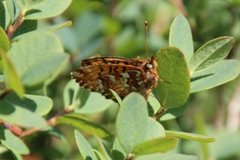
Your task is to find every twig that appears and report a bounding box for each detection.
[7,12,25,39]
[3,122,22,136]
[153,107,166,120]
[19,108,73,137]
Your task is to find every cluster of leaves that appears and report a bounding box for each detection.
[0,0,240,160]
[0,0,71,159]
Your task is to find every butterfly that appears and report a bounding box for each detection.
[71,56,159,100]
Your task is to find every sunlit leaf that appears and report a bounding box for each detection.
[166,130,215,143]
[169,14,194,62]
[74,130,97,160]
[155,47,190,109]
[57,114,112,139]
[8,31,69,88]
[0,27,9,51]
[0,127,29,154]
[116,93,148,152]
[22,0,73,19]
[132,137,178,155]
[189,36,234,72]
[191,60,240,93]
[0,49,24,97]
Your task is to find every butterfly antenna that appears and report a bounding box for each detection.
[144,20,149,57]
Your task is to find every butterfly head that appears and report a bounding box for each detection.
[144,56,157,70]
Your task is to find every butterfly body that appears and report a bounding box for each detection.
[71,56,159,100]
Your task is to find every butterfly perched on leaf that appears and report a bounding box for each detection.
[71,56,159,100]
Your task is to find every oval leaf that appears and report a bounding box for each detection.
[155,47,190,109]
[0,127,29,154]
[169,14,194,62]
[4,93,53,116]
[166,130,215,143]
[0,27,9,51]
[144,118,165,140]
[0,98,48,128]
[160,105,188,121]
[132,137,178,155]
[74,130,97,160]
[75,91,113,114]
[24,94,53,115]
[8,31,68,87]
[116,93,148,152]
[189,36,234,72]
[23,0,72,20]
[22,54,68,87]
[0,49,24,97]
[191,60,240,93]
[56,114,112,139]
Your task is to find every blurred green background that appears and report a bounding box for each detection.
[19,0,240,159]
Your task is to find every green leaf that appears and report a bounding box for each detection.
[5,0,15,24]
[112,138,127,160]
[155,47,190,109]
[135,153,198,160]
[110,89,122,105]
[22,54,68,87]
[40,20,72,32]
[8,31,68,87]
[0,2,6,29]
[166,130,215,143]
[132,137,178,155]
[13,20,38,38]
[0,94,48,128]
[169,14,194,62]
[0,27,9,51]
[0,127,29,154]
[94,149,106,160]
[64,80,113,113]
[191,60,240,93]
[75,91,113,114]
[189,36,234,72]
[74,130,97,160]
[3,93,52,116]
[57,113,112,139]
[147,94,161,114]
[11,151,23,160]
[63,79,80,109]
[0,49,24,97]
[160,105,188,121]
[96,138,112,160]
[22,0,73,20]
[23,94,53,116]
[144,118,165,140]
[116,93,148,152]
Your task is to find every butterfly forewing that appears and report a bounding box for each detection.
[71,56,159,100]
[81,56,145,67]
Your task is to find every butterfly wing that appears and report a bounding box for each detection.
[81,56,145,67]
[71,63,149,99]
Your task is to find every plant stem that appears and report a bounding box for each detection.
[19,107,73,137]
[7,12,25,39]
[153,107,166,120]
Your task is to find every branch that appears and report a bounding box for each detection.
[7,12,25,39]
[19,108,73,137]
[153,107,166,121]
